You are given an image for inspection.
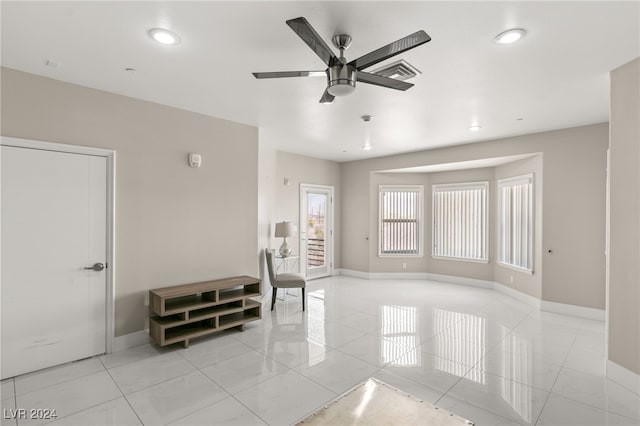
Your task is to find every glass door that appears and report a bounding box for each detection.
[300,184,333,279]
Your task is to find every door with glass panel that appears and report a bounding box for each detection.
[300,184,333,279]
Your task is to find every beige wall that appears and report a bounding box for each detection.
[1,68,259,337]
[540,129,607,309]
[341,124,607,309]
[608,57,640,375]
[275,151,341,269]
[257,147,341,287]
[341,162,370,272]
[257,139,278,293]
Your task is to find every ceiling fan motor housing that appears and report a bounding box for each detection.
[327,64,356,97]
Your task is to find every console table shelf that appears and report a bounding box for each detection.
[149,275,261,348]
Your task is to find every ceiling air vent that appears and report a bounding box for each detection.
[371,59,421,81]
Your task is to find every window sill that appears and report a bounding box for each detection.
[497,262,534,275]
[431,255,489,264]
[379,253,424,258]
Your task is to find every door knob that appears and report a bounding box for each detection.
[84,263,105,272]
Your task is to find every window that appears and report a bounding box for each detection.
[498,175,533,272]
[379,185,423,256]
[432,182,488,262]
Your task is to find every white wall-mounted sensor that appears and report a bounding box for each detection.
[188,153,202,168]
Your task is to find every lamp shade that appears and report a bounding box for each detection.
[274,221,295,238]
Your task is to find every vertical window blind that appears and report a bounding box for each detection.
[432,182,488,261]
[499,175,533,271]
[379,185,423,256]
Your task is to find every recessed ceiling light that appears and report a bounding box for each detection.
[469,125,482,132]
[148,28,181,45]
[362,144,372,151]
[494,28,526,44]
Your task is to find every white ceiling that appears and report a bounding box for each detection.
[380,153,538,174]
[2,1,639,162]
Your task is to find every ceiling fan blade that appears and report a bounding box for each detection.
[356,72,414,91]
[349,30,431,71]
[286,17,339,67]
[252,71,326,79]
[319,89,335,104]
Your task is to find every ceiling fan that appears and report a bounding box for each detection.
[253,17,431,104]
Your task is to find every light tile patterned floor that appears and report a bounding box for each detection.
[1,276,639,426]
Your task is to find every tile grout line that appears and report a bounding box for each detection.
[100,344,181,370]
[10,356,105,402]
[169,343,291,426]
[431,327,532,425]
[198,348,293,398]
[12,378,17,426]
[533,330,579,426]
[113,344,232,426]
[165,370,239,426]
[40,396,125,426]
[104,358,200,405]
[100,359,145,426]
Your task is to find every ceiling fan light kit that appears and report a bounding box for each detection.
[327,64,356,97]
[253,17,431,104]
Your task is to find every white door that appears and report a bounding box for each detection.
[300,184,333,279]
[1,145,107,379]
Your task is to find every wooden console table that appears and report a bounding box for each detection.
[149,275,261,348]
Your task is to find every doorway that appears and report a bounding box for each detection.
[1,137,115,379]
[300,184,334,279]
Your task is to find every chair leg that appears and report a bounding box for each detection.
[271,287,277,311]
[302,288,305,311]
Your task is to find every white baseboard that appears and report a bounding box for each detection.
[114,330,151,352]
[542,300,606,321]
[340,269,482,282]
[426,272,495,289]
[338,269,371,279]
[494,281,542,310]
[425,273,541,310]
[370,272,430,280]
[607,360,640,396]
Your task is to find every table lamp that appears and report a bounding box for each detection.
[274,221,295,257]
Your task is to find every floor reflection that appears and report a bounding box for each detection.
[307,290,326,347]
[500,329,532,422]
[306,290,326,366]
[381,305,420,366]
[433,308,486,383]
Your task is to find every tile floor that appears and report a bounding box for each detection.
[1,276,639,426]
